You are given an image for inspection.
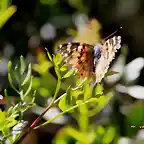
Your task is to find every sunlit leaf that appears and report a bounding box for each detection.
[58,95,68,112]
[20,55,25,75]
[96,125,105,135]
[88,94,113,117]
[103,127,115,144]
[58,87,73,112]
[8,73,19,94]
[105,71,120,77]
[8,61,15,80]
[83,80,93,100]
[71,88,83,100]
[60,64,67,71]
[62,69,74,79]
[0,6,17,29]
[22,64,31,86]
[7,120,17,128]
[0,109,6,122]
[39,87,50,97]
[23,76,33,98]
[53,53,62,66]
[94,83,103,96]
[45,48,53,61]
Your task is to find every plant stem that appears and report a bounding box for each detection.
[30,78,61,128]
[34,99,91,129]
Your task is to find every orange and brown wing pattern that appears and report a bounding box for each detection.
[58,42,94,77]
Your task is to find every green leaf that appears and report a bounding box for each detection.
[0,109,6,122]
[23,76,33,98]
[96,125,105,135]
[94,83,103,96]
[8,61,15,79]
[71,88,83,100]
[45,48,53,61]
[39,87,50,97]
[88,94,113,117]
[58,88,73,112]
[105,71,120,77]
[76,100,83,105]
[66,86,72,105]
[53,53,62,66]
[103,127,115,144]
[14,64,21,82]
[60,64,67,71]
[20,55,25,75]
[83,80,93,100]
[8,73,19,94]
[62,69,74,79]
[22,63,32,86]
[7,120,17,128]
[0,6,17,29]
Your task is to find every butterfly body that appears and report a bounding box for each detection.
[58,36,121,83]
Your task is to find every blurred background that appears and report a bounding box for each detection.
[0,0,144,144]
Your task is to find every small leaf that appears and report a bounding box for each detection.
[94,83,103,96]
[83,80,93,100]
[76,100,83,105]
[7,120,17,128]
[8,73,19,94]
[103,127,115,144]
[22,64,31,86]
[105,71,120,77]
[39,87,50,97]
[8,61,15,79]
[71,88,83,100]
[20,55,25,75]
[58,91,72,112]
[60,64,67,71]
[14,64,21,82]
[66,86,73,106]
[62,69,74,79]
[0,109,6,122]
[96,125,105,135]
[23,76,33,98]
[45,48,53,61]
[0,6,17,29]
[53,53,62,66]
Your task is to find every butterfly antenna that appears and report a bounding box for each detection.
[102,27,122,42]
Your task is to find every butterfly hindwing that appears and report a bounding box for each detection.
[94,36,121,83]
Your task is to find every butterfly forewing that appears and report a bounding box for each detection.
[58,42,94,77]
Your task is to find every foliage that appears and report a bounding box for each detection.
[0,0,16,29]
[0,56,35,143]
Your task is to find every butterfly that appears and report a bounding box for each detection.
[58,36,121,83]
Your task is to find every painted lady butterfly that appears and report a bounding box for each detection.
[58,36,121,83]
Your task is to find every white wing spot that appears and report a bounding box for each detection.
[78,45,82,52]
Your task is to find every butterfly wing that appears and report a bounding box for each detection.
[94,36,121,83]
[58,42,94,77]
